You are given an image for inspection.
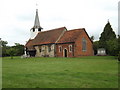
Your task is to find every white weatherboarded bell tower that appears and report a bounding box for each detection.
[30,9,43,39]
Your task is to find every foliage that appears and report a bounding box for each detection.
[118,35,120,53]
[0,39,9,57]
[118,35,120,59]
[99,21,116,43]
[95,21,118,56]
[93,41,99,55]
[0,39,24,57]
[106,39,118,56]
[0,40,8,47]
[6,43,24,58]
[2,56,118,88]
[118,51,120,61]
[99,21,116,49]
[2,46,10,57]
[6,48,17,59]
[90,36,94,41]
[94,36,119,56]
[12,43,24,56]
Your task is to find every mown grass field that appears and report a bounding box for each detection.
[2,56,118,88]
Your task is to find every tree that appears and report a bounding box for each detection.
[99,21,116,48]
[93,41,100,55]
[0,39,9,57]
[90,36,94,41]
[118,35,120,52]
[7,48,17,59]
[106,39,118,56]
[1,40,8,47]
[5,43,24,58]
[99,21,117,55]
[0,38,24,57]
[117,35,120,58]
[118,51,120,61]
[13,43,24,56]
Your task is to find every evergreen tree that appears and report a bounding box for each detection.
[100,21,116,42]
[99,21,116,49]
[106,39,118,56]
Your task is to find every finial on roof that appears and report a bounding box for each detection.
[107,19,110,23]
[36,2,38,9]
[36,3,38,7]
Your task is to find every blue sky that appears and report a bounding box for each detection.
[0,0,119,46]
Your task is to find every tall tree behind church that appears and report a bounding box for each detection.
[99,21,117,55]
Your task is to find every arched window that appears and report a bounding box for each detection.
[59,46,62,52]
[82,38,87,51]
[69,45,72,52]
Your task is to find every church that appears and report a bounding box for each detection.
[25,9,94,57]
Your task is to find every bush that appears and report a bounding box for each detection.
[118,52,120,61]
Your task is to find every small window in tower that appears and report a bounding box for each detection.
[38,28,41,31]
[33,28,35,32]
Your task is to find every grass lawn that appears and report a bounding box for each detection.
[2,56,118,88]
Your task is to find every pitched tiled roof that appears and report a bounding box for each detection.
[25,39,35,50]
[57,28,84,43]
[25,27,92,50]
[32,27,66,45]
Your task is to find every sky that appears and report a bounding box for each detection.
[0,0,119,46]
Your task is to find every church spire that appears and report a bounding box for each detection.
[30,9,43,39]
[33,9,43,30]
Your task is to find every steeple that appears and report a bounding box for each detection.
[30,9,43,39]
[33,9,43,30]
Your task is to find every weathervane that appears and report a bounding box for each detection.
[36,3,38,7]
[36,0,38,9]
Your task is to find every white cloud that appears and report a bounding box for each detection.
[0,0,119,45]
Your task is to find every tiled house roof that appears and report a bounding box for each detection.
[57,28,84,43]
[32,27,66,45]
[25,27,92,50]
[25,39,35,50]
[25,27,67,49]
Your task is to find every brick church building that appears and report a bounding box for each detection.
[25,9,94,57]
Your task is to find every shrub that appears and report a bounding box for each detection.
[118,52,120,61]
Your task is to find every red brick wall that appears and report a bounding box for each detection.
[74,31,94,57]
[56,43,74,57]
[56,31,94,57]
